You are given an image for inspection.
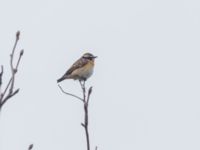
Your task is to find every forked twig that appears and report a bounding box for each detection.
[0,31,24,111]
[58,80,97,150]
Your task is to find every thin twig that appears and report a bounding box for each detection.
[0,31,24,111]
[1,46,22,107]
[1,78,12,100]
[1,89,19,108]
[15,49,24,70]
[58,84,83,102]
[9,31,20,93]
[1,50,23,102]
[87,87,93,104]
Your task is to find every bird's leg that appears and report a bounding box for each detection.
[83,80,86,88]
[79,80,86,102]
[79,80,83,88]
[79,79,86,89]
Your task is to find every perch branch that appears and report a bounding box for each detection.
[58,80,95,150]
[81,82,91,150]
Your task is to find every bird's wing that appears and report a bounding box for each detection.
[64,58,89,76]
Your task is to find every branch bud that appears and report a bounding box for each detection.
[88,87,93,95]
[28,144,34,150]
[16,31,20,40]
[20,49,24,56]
[0,65,3,75]
[0,66,3,85]
[81,123,85,127]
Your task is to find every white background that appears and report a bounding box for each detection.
[0,0,200,150]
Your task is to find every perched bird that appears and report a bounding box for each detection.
[57,53,97,83]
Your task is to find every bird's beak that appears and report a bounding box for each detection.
[93,56,97,59]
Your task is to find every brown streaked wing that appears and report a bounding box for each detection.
[64,57,89,76]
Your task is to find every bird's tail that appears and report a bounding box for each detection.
[57,76,66,83]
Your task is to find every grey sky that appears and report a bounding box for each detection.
[0,0,200,150]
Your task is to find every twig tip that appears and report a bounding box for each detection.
[28,144,34,150]
[16,31,20,40]
[20,49,24,56]
[81,123,85,127]
[88,86,93,95]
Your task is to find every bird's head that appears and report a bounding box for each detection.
[82,53,97,60]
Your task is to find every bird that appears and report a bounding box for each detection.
[57,53,97,83]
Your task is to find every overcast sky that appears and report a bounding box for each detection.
[0,0,200,150]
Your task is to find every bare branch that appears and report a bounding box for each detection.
[58,84,83,102]
[0,31,24,111]
[15,49,23,71]
[9,31,20,93]
[1,78,12,100]
[58,74,97,150]
[79,82,91,150]
[0,89,19,108]
[95,146,98,150]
